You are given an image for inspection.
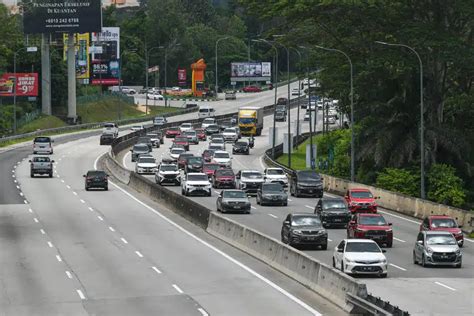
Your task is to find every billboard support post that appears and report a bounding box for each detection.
[41,34,51,115]
[67,33,77,122]
[215,37,230,95]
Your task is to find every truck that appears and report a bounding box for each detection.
[29,156,54,178]
[238,106,264,136]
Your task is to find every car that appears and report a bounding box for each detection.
[131,125,144,132]
[209,133,225,141]
[324,116,336,125]
[315,198,352,228]
[120,87,136,94]
[147,92,164,100]
[135,156,158,174]
[219,121,234,131]
[100,133,115,145]
[420,215,464,247]
[130,144,150,162]
[212,150,232,168]
[209,138,226,151]
[202,163,221,178]
[263,168,288,187]
[173,136,190,151]
[289,170,324,198]
[181,173,212,196]
[281,214,328,249]
[194,128,207,141]
[29,156,54,178]
[205,124,220,135]
[84,170,108,191]
[303,112,311,121]
[222,128,239,142]
[224,90,237,100]
[230,115,238,125]
[209,143,223,151]
[347,213,393,247]
[102,122,118,138]
[257,183,288,206]
[171,86,181,91]
[275,110,287,122]
[33,136,53,154]
[235,170,265,194]
[153,116,167,126]
[169,147,186,161]
[165,127,181,138]
[198,106,216,119]
[182,130,199,144]
[155,163,180,186]
[242,85,262,93]
[156,130,165,144]
[232,140,250,155]
[291,87,300,96]
[216,190,251,214]
[333,239,388,277]
[277,97,288,105]
[201,149,215,163]
[179,123,193,132]
[212,168,236,189]
[146,133,161,148]
[185,156,204,173]
[413,231,462,268]
[344,188,378,213]
[177,153,194,169]
[201,118,216,129]
[136,136,153,151]
[317,100,324,109]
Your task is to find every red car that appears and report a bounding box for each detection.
[173,136,190,151]
[420,215,464,247]
[202,149,215,163]
[347,213,393,247]
[177,153,194,169]
[202,163,221,178]
[195,128,207,141]
[344,188,378,213]
[166,127,181,138]
[242,85,262,93]
[212,168,236,189]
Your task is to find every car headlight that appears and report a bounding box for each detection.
[345,257,354,263]
[380,259,387,264]
[425,247,434,255]
[292,230,303,235]
[455,249,461,255]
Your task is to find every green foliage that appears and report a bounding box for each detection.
[428,164,466,207]
[16,115,66,134]
[376,168,419,197]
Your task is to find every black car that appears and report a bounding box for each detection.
[232,140,250,155]
[289,170,324,198]
[315,198,352,228]
[100,133,115,145]
[281,213,328,249]
[136,136,153,151]
[185,156,204,173]
[205,124,220,135]
[84,170,108,191]
[256,183,288,206]
[275,110,287,122]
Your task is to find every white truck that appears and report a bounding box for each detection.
[102,122,118,138]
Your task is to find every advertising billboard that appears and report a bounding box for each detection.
[63,33,90,82]
[0,73,39,97]
[230,62,272,82]
[90,27,120,86]
[178,68,186,86]
[22,0,102,34]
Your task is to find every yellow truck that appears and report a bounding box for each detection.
[238,106,264,136]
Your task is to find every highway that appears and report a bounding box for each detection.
[120,105,474,316]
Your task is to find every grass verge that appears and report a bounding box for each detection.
[276,135,318,170]
[17,115,67,134]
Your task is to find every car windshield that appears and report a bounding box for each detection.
[34,137,51,143]
[138,138,151,142]
[104,123,115,128]
[168,127,179,132]
[161,165,178,171]
[147,133,157,138]
[187,175,209,181]
[345,242,381,253]
[171,148,184,153]
[263,183,283,192]
[242,172,262,179]
[323,200,347,210]
[179,154,193,160]
[209,145,221,150]
[133,145,149,151]
[207,124,219,129]
[212,139,224,144]
[204,164,220,170]
[139,157,156,164]
[359,216,387,226]
[216,169,234,176]
[203,150,214,156]
[33,157,50,162]
[351,191,373,198]
[223,191,247,199]
[188,157,203,164]
[175,137,188,142]
[267,169,284,175]
[203,119,215,123]
[184,131,196,136]
[298,171,321,181]
[291,216,322,227]
[224,128,236,133]
[87,171,106,177]
[426,235,457,245]
[239,118,255,125]
[235,142,248,146]
[181,124,191,128]
[214,152,229,159]
[431,218,457,228]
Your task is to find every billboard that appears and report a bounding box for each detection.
[230,62,272,82]
[22,0,102,34]
[90,27,120,86]
[63,33,90,82]
[0,73,39,97]
[178,68,186,86]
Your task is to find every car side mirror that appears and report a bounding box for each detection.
[283,220,290,226]
[337,248,343,253]
[28,160,32,163]
[51,160,55,163]
[83,175,86,177]
[417,240,423,245]
[382,249,387,253]
[388,223,392,226]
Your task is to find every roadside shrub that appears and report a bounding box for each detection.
[427,164,465,207]
[376,168,419,196]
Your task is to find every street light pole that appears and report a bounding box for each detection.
[299,46,315,169]
[215,37,230,96]
[118,49,136,120]
[375,41,425,199]
[145,46,164,113]
[291,47,302,145]
[313,45,354,181]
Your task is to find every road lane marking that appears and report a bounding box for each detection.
[389,263,407,271]
[65,271,73,279]
[97,216,104,221]
[47,241,53,248]
[213,190,220,194]
[135,251,144,258]
[268,214,278,219]
[16,185,20,189]
[464,238,473,243]
[151,266,162,274]
[56,175,60,178]
[251,206,257,210]
[28,208,33,213]
[305,205,313,210]
[56,255,62,262]
[393,237,406,243]
[197,308,209,316]
[88,207,94,212]
[40,229,45,235]
[108,226,115,232]
[33,218,39,223]
[377,209,420,225]
[66,185,71,189]
[13,180,17,183]
[123,152,130,168]
[23,200,28,204]
[172,284,184,294]
[121,238,128,244]
[259,156,266,170]
[80,199,85,204]
[72,192,77,196]
[435,281,456,291]
[19,192,23,196]
[76,289,86,300]
[61,179,65,183]
[287,199,292,202]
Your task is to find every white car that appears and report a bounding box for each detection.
[324,116,336,125]
[179,123,193,132]
[209,138,225,151]
[201,118,216,129]
[135,156,158,174]
[212,150,232,168]
[263,167,288,187]
[146,133,161,147]
[121,87,136,94]
[171,86,181,91]
[181,173,212,196]
[291,87,300,96]
[131,125,144,131]
[147,92,164,100]
[169,147,186,160]
[235,170,265,194]
[332,239,388,278]
[102,122,118,138]
[222,128,239,142]
[155,163,180,186]
[317,100,324,109]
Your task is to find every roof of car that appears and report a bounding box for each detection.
[349,188,371,192]
[427,215,453,219]
[321,197,345,202]
[423,231,453,236]
[290,213,319,218]
[345,239,377,243]
[187,173,207,176]
[213,150,229,154]
[358,213,383,217]
[241,170,261,173]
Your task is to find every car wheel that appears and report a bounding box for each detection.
[413,251,418,265]
[256,196,260,205]
[421,254,427,267]
[294,189,300,198]
[283,201,288,206]
[30,172,34,178]
[290,185,294,196]
[459,241,464,248]
[181,188,185,195]
[207,190,212,197]
[49,172,53,178]
[341,261,344,273]
[386,241,393,248]
[456,261,462,268]
[321,243,328,250]
[281,233,286,243]
[85,187,89,191]
[380,273,387,278]
[104,185,108,191]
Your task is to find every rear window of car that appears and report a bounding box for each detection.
[104,123,116,128]
[351,191,373,198]
[34,137,51,143]
[175,137,188,142]
[33,157,50,162]
[216,169,234,176]
[359,215,387,226]
[87,171,106,177]
[133,145,149,151]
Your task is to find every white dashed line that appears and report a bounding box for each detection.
[251,206,257,210]
[23,200,27,204]
[28,208,33,213]
[214,190,220,194]
[151,266,162,274]
[12,175,15,178]
[40,229,46,235]
[135,251,144,258]
[16,185,20,189]
[305,205,313,210]
[377,210,420,225]
[13,180,17,183]
[108,226,115,232]
[121,238,128,244]
[80,199,85,204]
[435,281,456,291]
[88,207,94,212]
[464,238,474,243]
[65,271,73,279]
[393,237,406,243]
[198,308,209,316]
[97,216,104,221]
[66,185,71,189]
[33,218,39,223]
[11,170,14,173]
[76,289,86,300]
[61,179,65,183]
[47,241,53,248]
[56,175,60,178]
[19,192,23,196]
[389,263,407,271]
[287,199,292,202]
[72,192,77,196]
[56,255,62,262]
[172,284,184,294]
[268,214,278,219]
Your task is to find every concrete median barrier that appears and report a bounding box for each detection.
[104,151,131,184]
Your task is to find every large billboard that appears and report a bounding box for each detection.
[63,33,90,82]
[90,27,120,86]
[0,73,39,97]
[22,0,102,34]
[230,62,271,82]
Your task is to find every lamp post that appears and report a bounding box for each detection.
[375,41,425,199]
[215,36,231,95]
[253,39,278,158]
[162,43,181,107]
[118,48,136,120]
[291,47,303,145]
[313,45,354,181]
[299,46,315,169]
[145,45,164,114]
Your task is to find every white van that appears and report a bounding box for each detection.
[198,106,216,118]
[33,136,53,154]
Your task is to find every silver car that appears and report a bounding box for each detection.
[216,189,251,214]
[413,231,462,268]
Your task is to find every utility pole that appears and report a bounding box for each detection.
[67,33,77,123]
[41,34,51,115]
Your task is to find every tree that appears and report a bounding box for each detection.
[376,168,419,197]
[427,164,465,207]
